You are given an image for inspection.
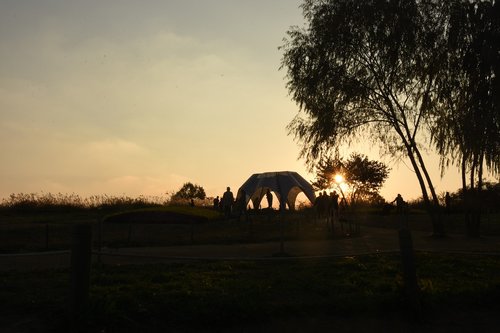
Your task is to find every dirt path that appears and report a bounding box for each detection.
[2,226,500,271]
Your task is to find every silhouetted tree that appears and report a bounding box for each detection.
[431,0,499,236]
[172,182,206,201]
[311,152,344,191]
[281,0,449,235]
[346,153,390,205]
[312,153,389,205]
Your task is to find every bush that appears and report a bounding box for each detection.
[0,192,168,212]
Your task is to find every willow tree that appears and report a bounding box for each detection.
[431,0,500,236]
[281,0,448,235]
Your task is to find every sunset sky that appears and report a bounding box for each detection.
[0,0,472,203]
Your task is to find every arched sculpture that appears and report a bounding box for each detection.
[236,171,315,210]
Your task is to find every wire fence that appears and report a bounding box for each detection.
[2,211,499,273]
[2,241,499,273]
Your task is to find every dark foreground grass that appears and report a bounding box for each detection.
[1,253,500,332]
[2,206,499,253]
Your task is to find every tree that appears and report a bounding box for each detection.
[281,0,449,235]
[311,152,344,191]
[346,153,390,205]
[312,153,390,205]
[172,182,206,201]
[430,0,499,236]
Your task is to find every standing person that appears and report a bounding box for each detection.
[331,190,344,232]
[330,190,339,221]
[213,196,220,210]
[266,189,273,209]
[222,187,234,219]
[392,194,405,214]
[315,191,328,222]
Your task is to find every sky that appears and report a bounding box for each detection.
[0,0,472,203]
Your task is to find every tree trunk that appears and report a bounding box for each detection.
[478,152,484,190]
[413,143,445,236]
[404,144,430,204]
[465,188,481,238]
[469,153,483,237]
[461,154,467,191]
[462,149,485,238]
[394,104,445,236]
[462,158,472,237]
[404,143,446,235]
[413,144,440,206]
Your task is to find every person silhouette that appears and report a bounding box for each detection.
[266,189,273,209]
[315,191,328,221]
[330,190,339,220]
[222,187,234,219]
[392,194,405,214]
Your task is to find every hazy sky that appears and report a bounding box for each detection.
[0,0,469,202]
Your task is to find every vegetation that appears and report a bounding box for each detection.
[1,188,498,253]
[1,191,499,330]
[430,0,500,237]
[104,205,221,223]
[311,152,389,205]
[432,0,500,188]
[281,0,447,235]
[1,254,499,332]
[280,0,499,237]
[0,192,167,212]
[171,182,207,201]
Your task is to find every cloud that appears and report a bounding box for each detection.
[74,173,193,197]
[83,139,146,156]
[0,1,310,200]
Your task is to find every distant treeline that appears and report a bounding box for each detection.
[409,182,500,213]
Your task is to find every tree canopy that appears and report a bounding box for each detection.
[172,182,206,201]
[312,153,389,205]
[280,0,499,236]
[432,0,500,191]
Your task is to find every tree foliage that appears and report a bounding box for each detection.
[280,0,498,236]
[281,0,448,234]
[310,153,345,191]
[312,153,390,204]
[432,0,500,188]
[172,182,206,201]
[347,154,390,204]
[428,0,499,237]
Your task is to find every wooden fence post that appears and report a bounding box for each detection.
[97,218,102,265]
[127,222,132,244]
[190,220,194,244]
[398,226,421,319]
[70,223,92,331]
[45,223,49,250]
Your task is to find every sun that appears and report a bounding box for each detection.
[334,174,344,183]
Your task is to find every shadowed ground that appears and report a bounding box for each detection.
[2,226,499,270]
[1,216,500,333]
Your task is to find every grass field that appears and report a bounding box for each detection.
[1,205,499,253]
[1,253,500,332]
[1,205,499,332]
